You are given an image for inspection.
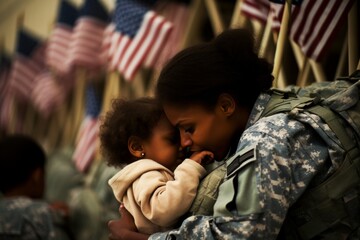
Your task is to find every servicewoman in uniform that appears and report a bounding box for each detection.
[108,29,357,240]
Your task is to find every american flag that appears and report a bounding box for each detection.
[110,0,173,81]
[8,29,46,103]
[152,0,191,70]
[100,22,116,70]
[67,0,110,75]
[46,0,78,76]
[240,0,270,25]
[271,0,355,60]
[72,83,101,173]
[31,71,67,118]
[240,0,355,61]
[0,53,12,130]
[269,0,302,4]
[0,53,11,100]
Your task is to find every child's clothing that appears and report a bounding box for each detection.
[108,158,206,234]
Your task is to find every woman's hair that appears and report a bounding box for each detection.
[99,97,164,167]
[0,134,46,194]
[156,28,273,110]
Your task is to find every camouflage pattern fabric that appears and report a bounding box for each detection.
[0,197,71,240]
[150,82,354,239]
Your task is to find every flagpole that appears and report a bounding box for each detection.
[180,0,205,49]
[259,14,273,59]
[204,0,225,35]
[348,0,358,74]
[71,67,86,145]
[8,13,26,134]
[335,36,348,79]
[61,90,75,147]
[96,71,120,162]
[230,0,246,29]
[272,0,292,88]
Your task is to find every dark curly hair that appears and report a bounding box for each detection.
[99,97,164,167]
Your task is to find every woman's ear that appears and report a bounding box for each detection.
[217,93,236,116]
[128,136,144,159]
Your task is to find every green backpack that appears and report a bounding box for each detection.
[262,70,360,240]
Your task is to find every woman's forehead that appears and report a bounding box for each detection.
[163,104,212,126]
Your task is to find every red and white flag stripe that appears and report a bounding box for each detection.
[68,17,107,70]
[73,116,99,172]
[9,55,43,102]
[31,71,66,118]
[240,0,271,25]
[271,0,354,60]
[109,11,173,81]
[153,2,190,70]
[46,24,74,75]
[119,11,172,81]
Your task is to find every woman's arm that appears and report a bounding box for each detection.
[108,205,150,240]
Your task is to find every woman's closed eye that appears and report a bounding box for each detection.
[183,126,194,134]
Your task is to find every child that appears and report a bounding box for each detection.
[99,97,213,234]
[0,134,72,239]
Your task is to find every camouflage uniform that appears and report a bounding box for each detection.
[150,86,352,240]
[0,197,72,240]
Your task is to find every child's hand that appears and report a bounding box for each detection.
[189,151,214,166]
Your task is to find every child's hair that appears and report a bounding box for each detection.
[0,134,46,194]
[99,97,164,167]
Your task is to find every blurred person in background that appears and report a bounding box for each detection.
[0,134,73,240]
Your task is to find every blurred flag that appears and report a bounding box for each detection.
[110,0,173,81]
[239,0,354,61]
[0,53,11,100]
[101,22,116,70]
[31,71,67,118]
[46,0,78,76]
[152,0,191,70]
[73,83,101,173]
[240,0,270,25]
[8,29,46,102]
[271,0,355,60]
[68,0,110,74]
[0,53,12,130]
[269,0,302,4]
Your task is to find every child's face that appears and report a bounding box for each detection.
[142,116,181,171]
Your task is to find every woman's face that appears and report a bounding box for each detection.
[163,102,237,160]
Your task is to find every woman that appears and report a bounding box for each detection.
[108,29,355,239]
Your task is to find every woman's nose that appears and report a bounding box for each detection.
[180,131,192,148]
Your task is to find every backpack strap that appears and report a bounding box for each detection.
[261,89,319,118]
[265,87,360,239]
[307,105,357,153]
[283,105,360,239]
[188,163,227,216]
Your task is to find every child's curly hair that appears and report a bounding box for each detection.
[99,97,164,167]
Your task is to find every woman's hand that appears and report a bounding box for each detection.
[108,204,149,240]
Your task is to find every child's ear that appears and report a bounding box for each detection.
[128,136,144,159]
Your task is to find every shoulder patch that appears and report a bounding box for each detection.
[226,146,256,178]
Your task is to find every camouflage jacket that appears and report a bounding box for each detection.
[150,89,350,240]
[0,197,71,240]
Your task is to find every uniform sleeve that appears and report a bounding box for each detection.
[133,159,206,227]
[25,202,71,240]
[149,115,330,239]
